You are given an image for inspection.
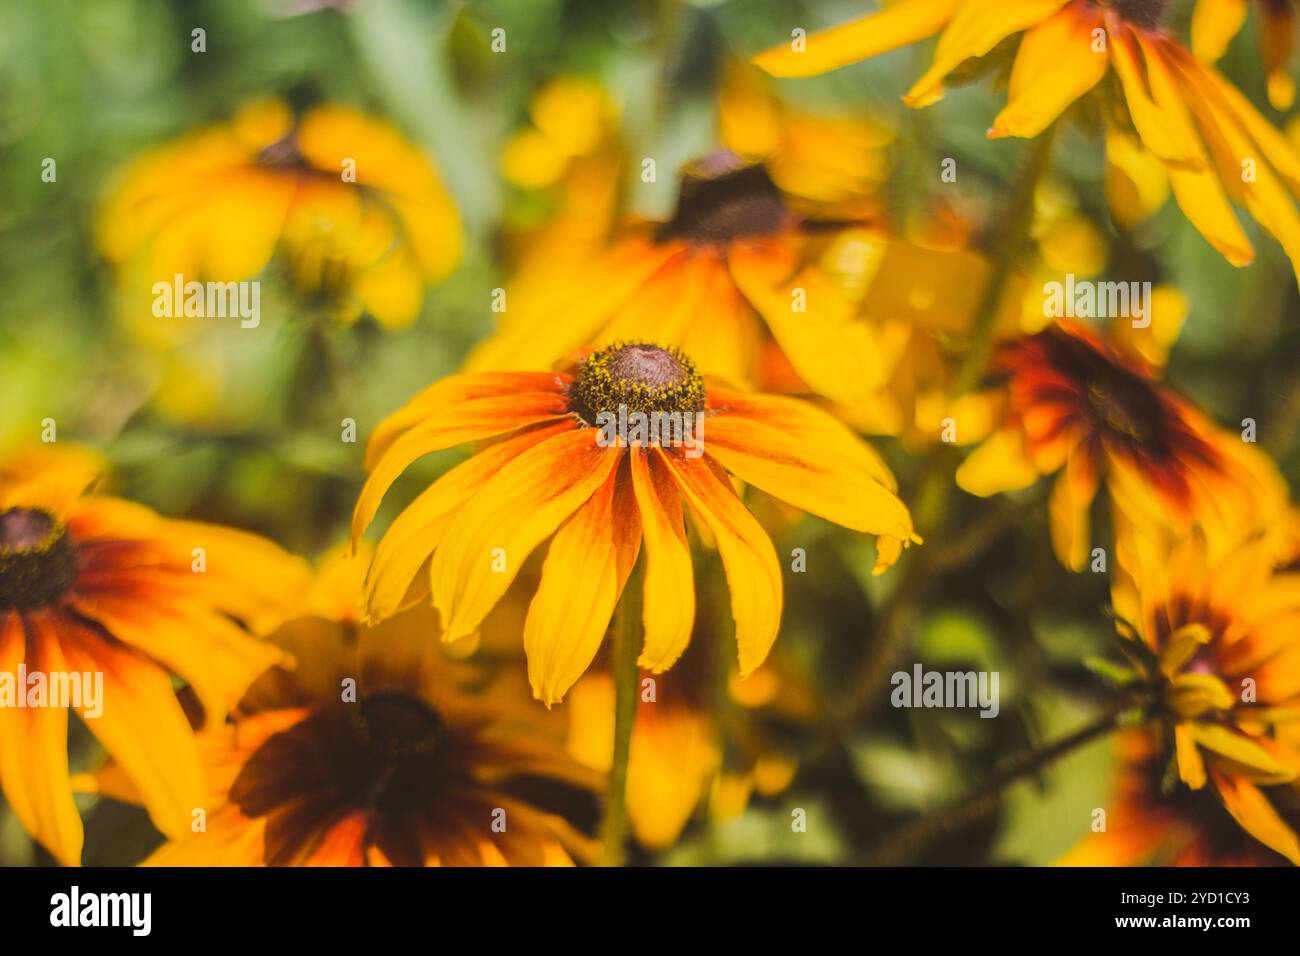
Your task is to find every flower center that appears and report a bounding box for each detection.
[659,153,790,244]
[354,692,442,760]
[0,508,78,611]
[1106,0,1169,28]
[569,342,706,426]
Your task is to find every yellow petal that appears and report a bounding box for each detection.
[432,431,621,641]
[989,2,1108,139]
[905,0,1069,108]
[956,426,1042,497]
[656,451,782,676]
[752,0,959,79]
[1212,770,1300,864]
[628,448,696,673]
[525,462,641,706]
[1190,0,1249,63]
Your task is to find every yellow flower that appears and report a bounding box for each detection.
[352,342,916,705]
[92,547,600,866]
[1098,532,1300,864]
[0,446,308,865]
[468,149,895,405]
[1192,0,1296,109]
[755,0,1300,287]
[956,322,1287,570]
[98,98,461,330]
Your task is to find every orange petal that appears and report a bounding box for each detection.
[656,451,782,675]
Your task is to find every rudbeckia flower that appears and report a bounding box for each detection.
[96,546,599,866]
[466,151,895,406]
[1192,0,1296,109]
[353,341,917,705]
[955,322,1286,570]
[98,98,462,330]
[1095,532,1300,864]
[1061,728,1297,865]
[755,0,1300,286]
[0,446,308,865]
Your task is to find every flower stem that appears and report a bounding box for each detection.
[861,701,1133,865]
[600,561,642,866]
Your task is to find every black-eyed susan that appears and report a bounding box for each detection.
[1060,728,1296,865]
[468,132,897,404]
[98,98,461,330]
[0,446,308,865]
[1193,0,1296,109]
[353,341,917,706]
[1091,532,1300,864]
[96,547,600,866]
[955,322,1286,570]
[755,0,1300,286]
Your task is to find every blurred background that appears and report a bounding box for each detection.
[1,0,1298,866]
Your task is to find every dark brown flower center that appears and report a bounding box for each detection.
[353,692,442,760]
[659,153,789,245]
[569,342,706,425]
[0,508,77,611]
[1106,0,1169,29]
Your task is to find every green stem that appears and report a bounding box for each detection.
[861,701,1133,865]
[600,561,643,866]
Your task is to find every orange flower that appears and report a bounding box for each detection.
[0,446,307,864]
[755,0,1300,286]
[98,548,601,867]
[353,342,916,705]
[98,99,461,330]
[956,322,1286,569]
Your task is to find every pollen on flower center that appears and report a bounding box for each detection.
[0,508,77,611]
[569,342,706,426]
[659,152,790,244]
[1107,0,1170,29]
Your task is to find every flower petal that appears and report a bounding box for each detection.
[1211,769,1300,864]
[905,0,1069,107]
[0,613,82,865]
[656,450,782,675]
[629,448,695,673]
[753,0,959,79]
[525,461,641,705]
[432,429,622,642]
[365,421,572,623]
[989,2,1107,139]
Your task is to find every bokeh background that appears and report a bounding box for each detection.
[2,0,1298,865]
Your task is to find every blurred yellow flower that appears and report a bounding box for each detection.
[98,99,462,330]
[1192,0,1296,109]
[352,342,916,705]
[0,445,308,865]
[756,0,1300,287]
[469,76,902,404]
